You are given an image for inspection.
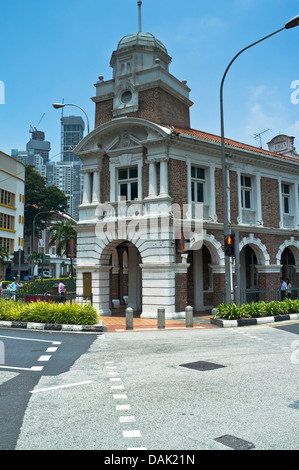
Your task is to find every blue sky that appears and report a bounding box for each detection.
[0,0,299,160]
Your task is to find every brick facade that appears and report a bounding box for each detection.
[75,27,299,318]
[95,88,190,129]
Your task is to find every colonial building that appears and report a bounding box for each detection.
[74,9,299,317]
[0,151,25,278]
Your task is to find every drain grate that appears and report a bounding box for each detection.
[180,361,226,371]
[289,400,299,410]
[215,435,255,450]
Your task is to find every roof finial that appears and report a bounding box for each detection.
[138,1,142,33]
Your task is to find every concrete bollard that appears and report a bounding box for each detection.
[157,307,165,329]
[126,307,134,330]
[185,306,193,328]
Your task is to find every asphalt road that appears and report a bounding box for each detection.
[0,329,96,450]
[1,321,299,451]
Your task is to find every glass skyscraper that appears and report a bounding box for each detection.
[61,116,84,163]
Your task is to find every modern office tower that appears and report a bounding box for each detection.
[26,129,51,164]
[61,116,84,162]
[46,160,82,221]
[11,149,47,179]
[12,128,50,176]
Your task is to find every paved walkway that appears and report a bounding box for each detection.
[101,314,216,332]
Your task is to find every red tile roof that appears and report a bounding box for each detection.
[168,126,299,164]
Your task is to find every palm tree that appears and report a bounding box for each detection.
[48,220,77,277]
[27,251,44,279]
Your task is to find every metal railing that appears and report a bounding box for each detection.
[2,290,93,306]
[220,287,299,305]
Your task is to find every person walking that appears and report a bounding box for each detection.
[286,278,292,299]
[280,277,287,301]
[9,280,19,300]
[58,279,66,303]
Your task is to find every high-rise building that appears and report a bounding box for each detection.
[12,128,50,177]
[46,160,82,220]
[27,129,51,164]
[61,116,84,162]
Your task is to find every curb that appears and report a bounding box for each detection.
[0,320,104,333]
[210,313,299,328]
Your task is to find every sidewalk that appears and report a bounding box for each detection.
[101,314,216,332]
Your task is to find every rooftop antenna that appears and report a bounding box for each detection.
[252,128,270,149]
[138,1,142,33]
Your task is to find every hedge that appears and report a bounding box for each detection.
[20,277,76,294]
[214,298,299,320]
[0,298,99,325]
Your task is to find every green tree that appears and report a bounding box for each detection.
[27,251,48,280]
[48,220,77,277]
[25,166,69,236]
[0,245,10,272]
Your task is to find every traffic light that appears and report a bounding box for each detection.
[224,234,235,257]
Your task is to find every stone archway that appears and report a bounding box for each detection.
[239,235,270,266]
[187,243,213,311]
[280,247,296,287]
[239,245,258,291]
[100,239,142,315]
[276,240,299,266]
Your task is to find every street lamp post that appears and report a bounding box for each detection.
[220,14,299,305]
[52,103,90,134]
[32,211,55,279]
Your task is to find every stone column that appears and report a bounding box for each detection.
[159,158,169,197]
[148,161,158,197]
[128,246,138,311]
[92,170,101,203]
[210,264,226,306]
[82,171,91,204]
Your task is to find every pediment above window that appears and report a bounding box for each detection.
[105,131,142,155]
[74,117,171,161]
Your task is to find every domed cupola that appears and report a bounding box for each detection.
[93,1,193,128]
[111,31,172,73]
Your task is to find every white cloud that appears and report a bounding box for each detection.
[248,84,267,99]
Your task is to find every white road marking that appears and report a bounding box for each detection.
[37,355,51,362]
[109,377,122,382]
[0,365,43,371]
[116,404,131,411]
[30,380,93,394]
[111,385,125,390]
[113,394,128,400]
[122,430,142,438]
[0,335,61,344]
[46,347,58,353]
[119,416,136,423]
